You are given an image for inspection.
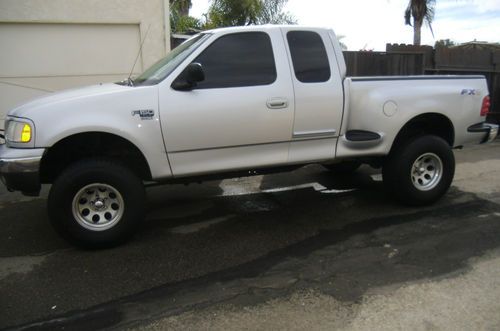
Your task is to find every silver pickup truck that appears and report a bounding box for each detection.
[0,25,498,247]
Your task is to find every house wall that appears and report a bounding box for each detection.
[0,0,171,125]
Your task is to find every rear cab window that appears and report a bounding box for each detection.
[287,31,331,83]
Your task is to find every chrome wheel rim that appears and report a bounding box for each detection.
[411,153,443,191]
[72,183,124,231]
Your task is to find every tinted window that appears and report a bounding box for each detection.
[134,34,209,86]
[192,32,277,89]
[287,31,331,83]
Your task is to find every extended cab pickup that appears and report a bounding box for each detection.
[0,26,498,247]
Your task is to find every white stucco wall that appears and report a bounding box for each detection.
[0,0,171,125]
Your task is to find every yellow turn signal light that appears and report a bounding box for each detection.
[21,124,31,142]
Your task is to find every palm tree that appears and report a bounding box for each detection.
[170,0,192,17]
[205,0,295,28]
[404,0,435,46]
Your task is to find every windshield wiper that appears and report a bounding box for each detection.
[127,77,135,87]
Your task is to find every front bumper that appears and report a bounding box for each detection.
[0,144,45,196]
[467,123,499,144]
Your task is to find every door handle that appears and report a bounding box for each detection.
[266,98,288,109]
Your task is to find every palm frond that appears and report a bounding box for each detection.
[405,5,412,26]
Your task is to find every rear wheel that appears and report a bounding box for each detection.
[383,135,455,206]
[48,159,145,248]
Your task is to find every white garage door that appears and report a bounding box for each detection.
[0,23,142,125]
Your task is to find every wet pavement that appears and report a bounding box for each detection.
[1,141,500,330]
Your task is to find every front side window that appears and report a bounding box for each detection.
[287,31,331,83]
[192,32,277,89]
[133,33,210,86]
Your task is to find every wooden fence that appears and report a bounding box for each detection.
[343,51,424,76]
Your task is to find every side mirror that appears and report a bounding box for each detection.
[172,62,205,91]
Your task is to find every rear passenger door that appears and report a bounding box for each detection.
[282,28,344,163]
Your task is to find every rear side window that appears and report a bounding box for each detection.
[287,31,331,83]
[193,32,277,89]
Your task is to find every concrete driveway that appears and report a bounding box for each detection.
[1,141,500,330]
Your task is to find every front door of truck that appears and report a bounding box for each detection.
[159,30,295,176]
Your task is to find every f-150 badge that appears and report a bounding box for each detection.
[132,109,155,120]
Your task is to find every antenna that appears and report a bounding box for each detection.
[128,24,152,85]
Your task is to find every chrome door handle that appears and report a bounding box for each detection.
[266,98,288,109]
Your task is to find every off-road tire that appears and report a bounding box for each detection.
[383,135,455,206]
[48,159,145,248]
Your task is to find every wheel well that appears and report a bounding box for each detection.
[40,132,152,183]
[390,113,455,154]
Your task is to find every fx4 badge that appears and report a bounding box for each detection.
[131,109,155,120]
[461,89,477,96]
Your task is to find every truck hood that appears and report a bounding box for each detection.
[9,83,131,118]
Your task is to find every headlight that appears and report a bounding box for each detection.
[5,118,35,147]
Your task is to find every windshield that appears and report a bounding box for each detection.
[133,33,210,86]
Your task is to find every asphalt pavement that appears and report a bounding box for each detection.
[1,140,500,330]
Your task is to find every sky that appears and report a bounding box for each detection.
[189,0,500,51]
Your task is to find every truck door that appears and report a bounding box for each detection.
[282,28,344,163]
[159,30,295,176]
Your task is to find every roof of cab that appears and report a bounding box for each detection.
[204,24,330,34]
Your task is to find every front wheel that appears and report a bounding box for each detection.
[48,159,146,248]
[383,135,455,206]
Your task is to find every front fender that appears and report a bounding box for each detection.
[23,85,172,179]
